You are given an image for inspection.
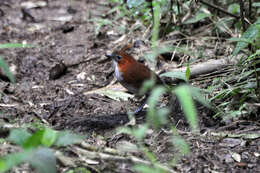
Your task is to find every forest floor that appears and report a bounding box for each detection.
[0,0,259,172]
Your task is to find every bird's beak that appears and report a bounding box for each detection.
[105,54,113,59]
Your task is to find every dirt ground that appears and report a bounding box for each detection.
[0,0,260,172]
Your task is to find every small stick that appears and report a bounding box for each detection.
[198,0,240,19]
[239,0,246,32]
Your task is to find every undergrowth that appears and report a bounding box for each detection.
[0,0,259,172]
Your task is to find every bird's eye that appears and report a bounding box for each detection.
[116,55,122,61]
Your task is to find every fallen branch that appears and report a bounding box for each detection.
[163,56,241,83]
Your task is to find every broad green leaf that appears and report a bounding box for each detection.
[41,128,57,147]
[233,18,260,55]
[184,12,212,24]
[0,150,34,173]
[228,3,240,14]
[174,85,198,131]
[23,130,44,149]
[228,37,253,44]
[0,43,34,49]
[55,131,83,146]
[160,71,186,81]
[27,148,56,173]
[0,56,15,83]
[8,129,31,147]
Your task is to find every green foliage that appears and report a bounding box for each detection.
[0,149,34,173]
[174,85,198,131]
[55,131,84,146]
[0,43,34,83]
[126,0,146,8]
[232,17,260,55]
[90,18,113,35]
[134,164,166,173]
[151,0,161,48]
[8,129,31,146]
[160,71,187,81]
[0,57,15,83]
[228,3,240,14]
[147,86,168,128]
[0,43,34,49]
[118,124,149,141]
[185,62,191,81]
[27,148,56,173]
[184,12,212,24]
[66,167,91,173]
[1,128,83,173]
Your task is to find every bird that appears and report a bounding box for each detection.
[106,50,163,114]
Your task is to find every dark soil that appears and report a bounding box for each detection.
[0,0,259,172]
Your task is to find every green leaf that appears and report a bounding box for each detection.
[185,63,190,81]
[228,3,240,14]
[252,2,260,7]
[189,86,211,108]
[233,18,260,55]
[27,148,56,173]
[248,49,260,61]
[98,89,134,101]
[184,12,212,24]
[0,56,15,83]
[151,0,161,48]
[160,71,186,81]
[117,125,148,141]
[0,149,34,173]
[23,130,44,149]
[127,0,146,8]
[41,128,57,147]
[0,43,34,49]
[171,136,190,155]
[134,164,165,173]
[228,37,254,44]
[8,129,31,147]
[147,86,167,128]
[140,79,155,95]
[132,124,148,141]
[55,131,83,146]
[174,85,198,131]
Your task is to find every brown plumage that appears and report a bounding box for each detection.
[106,50,163,114]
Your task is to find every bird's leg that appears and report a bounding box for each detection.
[133,95,149,115]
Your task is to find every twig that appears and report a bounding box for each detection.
[239,0,246,32]
[176,0,181,24]
[73,143,177,173]
[198,0,240,19]
[249,0,252,20]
